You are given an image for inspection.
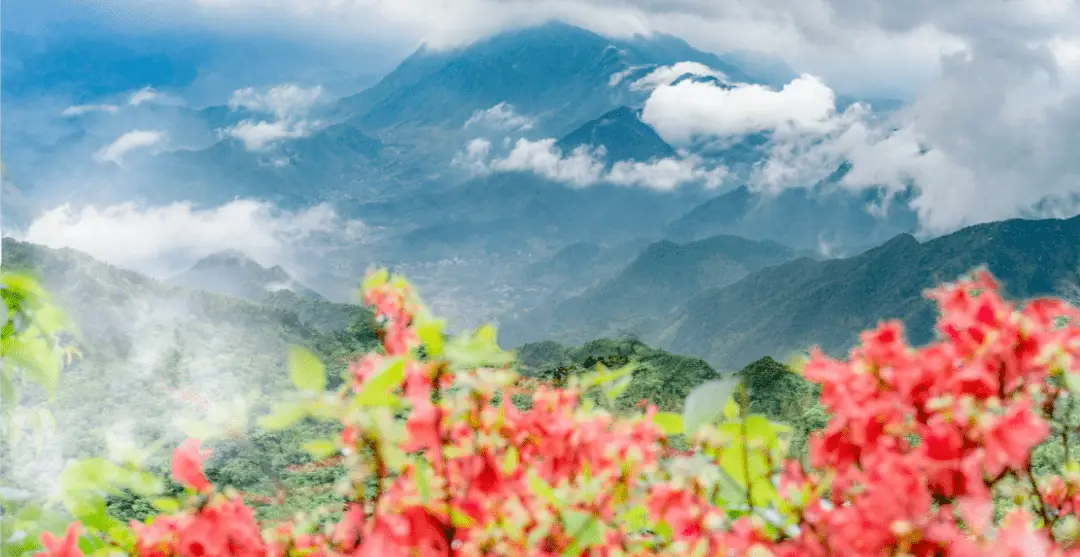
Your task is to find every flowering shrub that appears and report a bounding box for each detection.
[27,269,1080,556]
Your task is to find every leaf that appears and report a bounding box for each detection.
[353,359,405,406]
[604,376,633,405]
[415,319,446,357]
[151,498,180,513]
[579,362,636,388]
[682,377,740,436]
[652,412,684,435]
[1066,372,1080,395]
[257,401,309,430]
[450,508,476,528]
[618,505,650,532]
[722,397,741,421]
[361,269,389,294]
[527,473,558,506]
[562,510,604,555]
[301,440,337,459]
[502,447,520,474]
[288,346,326,393]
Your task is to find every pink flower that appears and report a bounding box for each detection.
[171,438,213,493]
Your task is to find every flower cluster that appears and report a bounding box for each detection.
[33,270,1080,557]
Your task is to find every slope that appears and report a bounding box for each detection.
[555,106,676,163]
[0,237,374,465]
[664,180,920,254]
[500,234,797,346]
[658,215,1080,370]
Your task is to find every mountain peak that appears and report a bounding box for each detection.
[556,105,676,163]
[172,251,324,302]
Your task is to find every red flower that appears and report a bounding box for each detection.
[171,438,213,493]
[39,523,84,557]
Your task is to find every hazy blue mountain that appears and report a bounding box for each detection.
[169,250,324,302]
[500,234,797,346]
[664,178,919,254]
[555,106,676,163]
[333,22,759,138]
[658,214,1080,370]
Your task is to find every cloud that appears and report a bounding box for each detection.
[460,137,728,191]
[490,139,606,187]
[464,103,535,131]
[15,199,367,277]
[451,137,494,173]
[223,119,313,151]
[628,62,727,91]
[641,74,840,143]
[61,104,121,117]
[94,130,167,165]
[224,83,324,151]
[608,155,728,191]
[228,83,324,120]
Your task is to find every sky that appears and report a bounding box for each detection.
[5,0,1080,273]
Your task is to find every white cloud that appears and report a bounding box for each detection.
[16,199,367,278]
[490,139,606,187]
[223,83,324,151]
[451,137,493,174]
[608,155,728,191]
[61,104,120,117]
[228,84,324,120]
[464,103,535,131]
[641,74,840,143]
[129,87,159,106]
[224,119,313,151]
[629,62,727,91]
[461,137,727,191]
[94,130,167,165]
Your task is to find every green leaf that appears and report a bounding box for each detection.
[579,362,636,388]
[450,508,476,528]
[604,376,633,404]
[1066,372,1080,395]
[502,447,521,474]
[562,510,604,555]
[354,359,405,406]
[288,346,326,393]
[301,440,337,459]
[527,473,558,506]
[415,319,446,357]
[415,459,432,500]
[361,269,389,294]
[618,505,650,532]
[257,401,309,430]
[722,397,741,421]
[652,412,684,435]
[151,498,180,513]
[683,377,739,436]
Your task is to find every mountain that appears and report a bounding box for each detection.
[657,215,1080,370]
[664,180,919,254]
[169,250,324,302]
[1,237,374,463]
[500,234,797,346]
[555,106,676,163]
[515,337,719,412]
[333,22,760,138]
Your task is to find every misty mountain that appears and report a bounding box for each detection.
[332,22,759,139]
[1,237,373,460]
[555,106,676,163]
[500,234,798,346]
[664,179,919,254]
[657,214,1080,370]
[169,249,324,302]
